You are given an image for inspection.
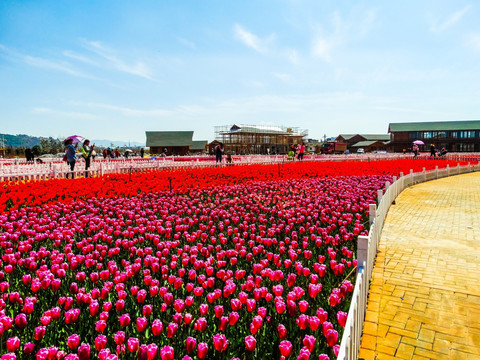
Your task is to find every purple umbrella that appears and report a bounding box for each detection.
[413,140,424,145]
[64,135,85,144]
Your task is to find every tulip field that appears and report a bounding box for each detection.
[0,159,473,360]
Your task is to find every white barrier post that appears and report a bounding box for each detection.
[369,204,376,225]
[447,164,450,176]
[357,235,369,276]
[377,189,383,205]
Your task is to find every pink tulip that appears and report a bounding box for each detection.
[245,336,256,352]
[147,344,158,360]
[337,311,348,327]
[67,334,81,350]
[95,335,107,351]
[213,333,229,352]
[279,340,293,357]
[127,338,139,353]
[78,343,91,360]
[160,346,174,360]
[197,342,208,359]
[152,319,163,335]
[6,337,20,352]
[185,337,197,354]
[326,329,338,347]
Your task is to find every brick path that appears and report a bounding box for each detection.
[358,172,480,360]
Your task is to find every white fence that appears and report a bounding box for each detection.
[1,153,479,182]
[337,162,480,360]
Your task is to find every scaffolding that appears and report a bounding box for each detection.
[214,124,308,155]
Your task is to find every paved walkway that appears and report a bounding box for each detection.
[358,172,480,360]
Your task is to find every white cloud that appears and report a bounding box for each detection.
[286,49,300,65]
[32,107,100,119]
[429,5,471,32]
[273,73,294,83]
[465,33,480,52]
[0,45,91,78]
[73,102,172,117]
[177,37,196,49]
[233,23,274,53]
[80,39,154,80]
[311,36,332,62]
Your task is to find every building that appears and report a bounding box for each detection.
[145,131,208,155]
[215,124,307,155]
[388,121,480,152]
[335,134,391,152]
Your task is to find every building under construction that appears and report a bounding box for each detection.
[215,124,308,155]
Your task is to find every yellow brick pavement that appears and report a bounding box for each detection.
[359,172,480,360]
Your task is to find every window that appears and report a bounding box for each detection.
[423,131,435,139]
[437,131,447,138]
[458,143,474,152]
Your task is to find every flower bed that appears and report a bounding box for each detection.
[0,159,474,360]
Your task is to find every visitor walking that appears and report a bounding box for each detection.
[81,140,95,177]
[140,148,144,158]
[215,142,224,163]
[64,139,77,179]
[412,144,419,158]
[430,144,436,158]
[297,142,305,161]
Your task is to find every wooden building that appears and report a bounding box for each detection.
[388,121,480,152]
[215,124,307,155]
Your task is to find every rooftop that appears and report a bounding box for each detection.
[389,120,480,132]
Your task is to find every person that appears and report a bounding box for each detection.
[226,153,233,165]
[438,147,447,158]
[430,144,436,158]
[64,139,77,178]
[114,148,120,158]
[412,144,419,158]
[81,140,95,177]
[140,148,145,158]
[102,149,107,159]
[297,142,305,161]
[163,148,168,157]
[215,142,224,163]
[288,145,296,161]
[25,148,33,162]
[124,150,129,159]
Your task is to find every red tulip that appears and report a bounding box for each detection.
[152,319,163,335]
[213,333,229,352]
[137,317,148,332]
[127,338,139,353]
[337,311,348,327]
[160,346,174,360]
[279,340,292,357]
[14,313,27,329]
[245,335,256,352]
[67,334,81,350]
[78,343,91,360]
[95,335,107,351]
[197,342,209,359]
[147,344,158,360]
[6,337,20,352]
[326,329,338,347]
[186,337,197,354]
[34,326,46,341]
[277,324,287,339]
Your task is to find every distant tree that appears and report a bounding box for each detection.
[32,145,42,156]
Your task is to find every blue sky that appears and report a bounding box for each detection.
[1,1,479,144]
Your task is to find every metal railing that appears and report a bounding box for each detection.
[337,162,480,360]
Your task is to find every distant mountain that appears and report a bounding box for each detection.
[0,133,43,148]
[0,133,145,149]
